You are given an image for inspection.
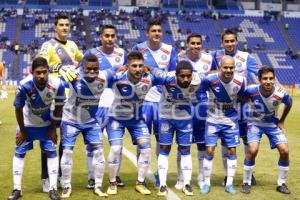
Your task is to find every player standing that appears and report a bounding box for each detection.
[7,57,65,200]
[132,19,177,187]
[241,66,292,194]
[201,56,246,195]
[82,24,127,189]
[39,13,83,192]
[176,33,213,190]
[211,29,259,186]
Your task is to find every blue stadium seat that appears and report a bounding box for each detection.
[183,0,208,9]
[163,0,178,8]
[56,0,81,5]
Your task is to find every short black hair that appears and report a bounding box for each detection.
[32,57,49,71]
[221,28,238,41]
[83,54,99,66]
[258,66,275,80]
[128,51,144,62]
[54,13,69,25]
[176,60,193,74]
[100,24,117,35]
[187,33,202,43]
[146,19,161,32]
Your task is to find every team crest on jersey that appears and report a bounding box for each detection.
[141,85,148,92]
[189,87,195,93]
[161,54,167,61]
[115,57,121,63]
[203,64,209,71]
[273,101,279,107]
[97,83,104,90]
[46,92,53,99]
[236,62,242,68]
[233,86,239,93]
[160,123,169,132]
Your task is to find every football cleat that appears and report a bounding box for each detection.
[135,181,151,195]
[182,184,193,196]
[116,176,125,187]
[94,186,108,197]
[157,185,168,196]
[276,184,291,194]
[241,183,251,194]
[7,190,22,200]
[49,189,60,200]
[201,184,210,194]
[86,179,95,189]
[61,187,71,198]
[107,182,117,195]
[225,185,236,195]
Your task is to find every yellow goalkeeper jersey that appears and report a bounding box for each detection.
[39,38,83,76]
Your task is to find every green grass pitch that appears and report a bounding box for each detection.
[0,94,299,200]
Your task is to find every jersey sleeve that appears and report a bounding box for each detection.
[282,92,292,106]
[13,85,27,108]
[152,69,167,85]
[55,80,66,103]
[247,54,259,75]
[199,78,210,93]
[39,41,53,63]
[74,44,84,62]
[237,78,247,96]
[210,50,218,71]
[167,48,177,71]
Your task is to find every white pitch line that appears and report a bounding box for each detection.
[103,131,181,200]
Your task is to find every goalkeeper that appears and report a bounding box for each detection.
[38,13,83,192]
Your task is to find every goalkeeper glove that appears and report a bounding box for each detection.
[58,65,78,82]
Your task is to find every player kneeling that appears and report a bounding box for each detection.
[241,66,292,194]
[8,57,65,200]
[60,55,111,198]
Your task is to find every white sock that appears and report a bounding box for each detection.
[158,154,169,186]
[243,163,254,185]
[93,149,105,187]
[226,156,237,186]
[176,150,183,182]
[61,149,73,188]
[197,150,205,186]
[47,157,58,190]
[137,148,151,182]
[116,146,123,177]
[181,154,192,186]
[86,150,94,180]
[278,162,289,186]
[13,156,24,190]
[221,145,227,176]
[107,145,122,182]
[203,155,213,186]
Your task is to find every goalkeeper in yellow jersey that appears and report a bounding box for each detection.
[38,13,83,193]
